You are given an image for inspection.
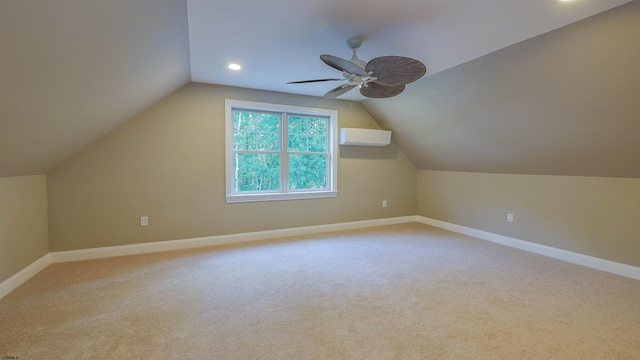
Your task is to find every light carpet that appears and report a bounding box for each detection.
[1,223,639,359]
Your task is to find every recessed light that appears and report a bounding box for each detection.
[228,63,242,71]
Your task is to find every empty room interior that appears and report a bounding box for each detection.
[1,0,639,358]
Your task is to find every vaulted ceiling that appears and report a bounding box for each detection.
[1,0,637,178]
[1,0,191,177]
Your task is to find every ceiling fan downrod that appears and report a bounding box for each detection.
[346,37,367,70]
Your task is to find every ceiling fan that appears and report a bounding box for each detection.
[287,37,426,99]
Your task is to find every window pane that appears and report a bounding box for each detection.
[308,135,327,152]
[289,154,327,190]
[233,111,280,151]
[256,132,279,151]
[288,116,307,134]
[257,113,280,132]
[288,134,307,152]
[234,153,280,192]
[233,111,258,131]
[307,117,327,135]
[288,135,327,153]
[288,116,328,152]
[233,131,257,150]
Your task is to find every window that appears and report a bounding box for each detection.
[225,99,338,203]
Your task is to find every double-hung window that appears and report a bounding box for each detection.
[225,99,338,203]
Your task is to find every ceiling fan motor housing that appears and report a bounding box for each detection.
[346,36,362,50]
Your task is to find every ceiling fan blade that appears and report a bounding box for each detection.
[287,78,343,84]
[320,54,369,77]
[365,56,426,87]
[323,84,357,99]
[360,82,405,99]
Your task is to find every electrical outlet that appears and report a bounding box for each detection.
[507,213,513,223]
[382,200,387,208]
[140,216,149,227]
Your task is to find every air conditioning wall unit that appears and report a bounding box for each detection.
[339,128,392,147]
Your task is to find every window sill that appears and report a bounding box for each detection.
[226,191,338,204]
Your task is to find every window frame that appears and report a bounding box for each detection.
[225,99,338,203]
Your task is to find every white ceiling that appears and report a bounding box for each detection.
[188,0,633,100]
[0,0,634,177]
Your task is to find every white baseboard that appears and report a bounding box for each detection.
[0,254,51,300]
[2,216,414,299]
[49,216,416,263]
[4,214,638,300]
[416,216,640,281]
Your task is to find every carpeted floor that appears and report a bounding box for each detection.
[1,223,639,359]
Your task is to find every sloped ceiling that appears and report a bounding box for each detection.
[0,0,191,177]
[362,1,640,177]
[1,0,637,178]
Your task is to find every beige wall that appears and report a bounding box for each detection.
[0,175,49,282]
[47,83,417,251]
[417,170,640,267]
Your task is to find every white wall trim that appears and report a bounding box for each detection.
[416,216,640,281]
[0,253,51,300]
[49,216,416,263]
[2,216,414,299]
[4,214,638,300]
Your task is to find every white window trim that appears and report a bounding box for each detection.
[225,99,338,203]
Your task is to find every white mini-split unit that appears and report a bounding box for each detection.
[339,128,392,147]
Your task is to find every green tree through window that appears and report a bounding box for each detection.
[288,116,328,190]
[226,100,337,202]
[232,111,281,192]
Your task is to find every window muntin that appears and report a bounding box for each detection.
[225,100,338,203]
